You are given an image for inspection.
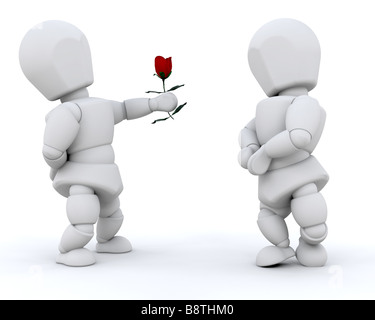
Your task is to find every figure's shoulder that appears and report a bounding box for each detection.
[45,101,82,122]
[286,95,326,129]
[292,95,320,106]
[71,97,123,123]
[257,96,295,109]
[256,96,295,120]
[288,95,323,115]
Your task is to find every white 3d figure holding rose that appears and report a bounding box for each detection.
[238,19,329,267]
[19,20,178,267]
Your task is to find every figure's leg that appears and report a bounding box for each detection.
[56,185,100,267]
[96,197,132,253]
[292,183,328,267]
[256,203,295,267]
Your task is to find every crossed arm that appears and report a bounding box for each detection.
[239,96,324,175]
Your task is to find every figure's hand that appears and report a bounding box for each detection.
[248,145,272,175]
[149,93,178,112]
[238,145,259,169]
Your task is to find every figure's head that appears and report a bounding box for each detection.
[248,18,320,97]
[19,20,94,101]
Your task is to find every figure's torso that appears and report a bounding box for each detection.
[255,96,325,170]
[68,97,116,164]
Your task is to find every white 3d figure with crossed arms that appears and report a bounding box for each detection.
[238,19,329,267]
[19,20,177,267]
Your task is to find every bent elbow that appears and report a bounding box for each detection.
[43,145,67,169]
[290,129,312,149]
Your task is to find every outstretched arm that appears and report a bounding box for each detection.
[248,96,324,175]
[43,102,81,170]
[113,93,178,122]
[238,118,260,169]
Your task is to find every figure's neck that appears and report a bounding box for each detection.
[60,88,89,103]
[278,87,309,97]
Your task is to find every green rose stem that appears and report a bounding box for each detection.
[150,57,186,124]
[162,79,174,120]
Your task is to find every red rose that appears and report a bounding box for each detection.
[155,56,172,80]
[148,55,186,124]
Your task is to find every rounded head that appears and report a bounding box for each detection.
[248,19,320,97]
[19,20,94,101]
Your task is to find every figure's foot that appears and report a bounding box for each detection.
[256,246,295,267]
[296,238,327,267]
[56,248,96,267]
[96,236,132,254]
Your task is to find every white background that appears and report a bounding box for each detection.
[0,0,374,300]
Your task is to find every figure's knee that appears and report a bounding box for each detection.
[97,197,124,243]
[259,203,291,219]
[59,186,100,254]
[301,224,328,245]
[67,185,100,225]
[292,183,328,245]
[99,197,120,218]
[257,207,290,247]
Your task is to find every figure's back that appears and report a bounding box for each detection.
[68,97,116,164]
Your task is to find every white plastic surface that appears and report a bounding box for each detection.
[19,20,177,267]
[240,19,329,267]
